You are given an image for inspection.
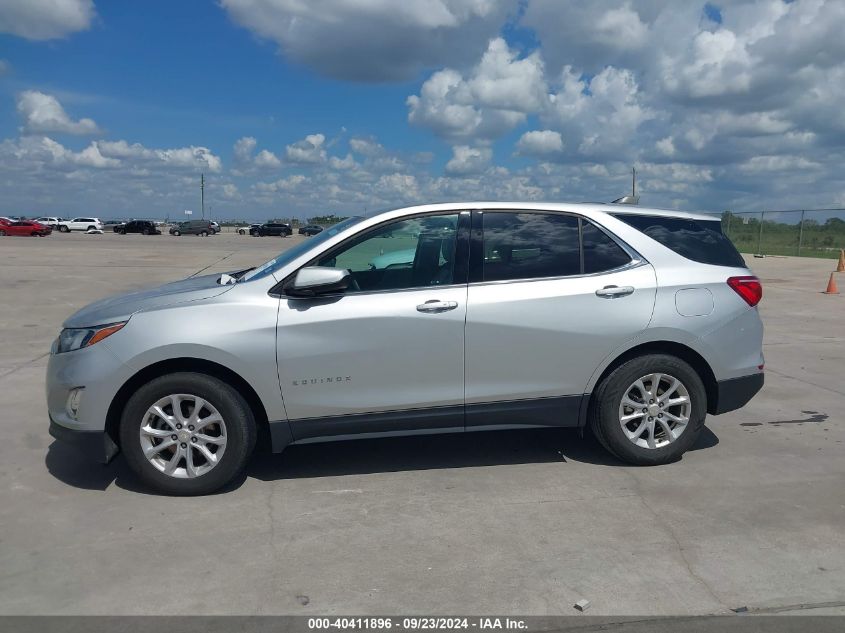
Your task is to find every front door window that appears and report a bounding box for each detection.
[317,214,459,292]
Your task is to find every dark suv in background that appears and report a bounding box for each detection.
[169,220,216,236]
[298,224,324,236]
[114,220,160,235]
[255,222,292,237]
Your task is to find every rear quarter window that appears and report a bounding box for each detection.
[614,214,746,267]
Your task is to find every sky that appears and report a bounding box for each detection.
[1,0,844,221]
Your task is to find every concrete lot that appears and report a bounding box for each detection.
[0,231,843,616]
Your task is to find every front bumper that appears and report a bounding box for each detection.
[49,417,119,463]
[712,372,764,415]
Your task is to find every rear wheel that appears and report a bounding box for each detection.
[142,229,150,235]
[0,230,6,236]
[120,372,256,495]
[172,230,181,236]
[590,354,706,465]
[118,229,126,235]
[199,230,208,237]
[87,225,96,231]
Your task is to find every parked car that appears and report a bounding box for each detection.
[57,217,104,232]
[299,224,324,236]
[46,202,764,495]
[169,220,216,236]
[237,223,263,236]
[255,222,292,237]
[33,216,64,227]
[114,220,161,235]
[0,219,52,236]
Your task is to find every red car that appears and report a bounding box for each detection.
[0,219,53,236]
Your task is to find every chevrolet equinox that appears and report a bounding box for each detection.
[47,202,764,495]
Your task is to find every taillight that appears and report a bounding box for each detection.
[727,276,762,307]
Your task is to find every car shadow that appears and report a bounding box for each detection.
[45,426,720,493]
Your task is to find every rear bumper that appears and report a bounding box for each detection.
[49,418,119,463]
[712,372,764,415]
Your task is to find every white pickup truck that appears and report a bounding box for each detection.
[57,217,104,232]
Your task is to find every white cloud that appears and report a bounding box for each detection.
[285,133,326,164]
[516,130,563,158]
[233,136,257,162]
[222,183,239,199]
[97,140,222,172]
[329,153,356,170]
[407,38,544,141]
[445,145,492,175]
[655,137,675,157]
[594,3,648,50]
[0,59,10,76]
[254,149,281,168]
[220,0,518,81]
[0,0,95,40]
[349,137,384,157]
[16,90,101,135]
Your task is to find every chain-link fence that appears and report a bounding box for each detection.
[718,208,845,259]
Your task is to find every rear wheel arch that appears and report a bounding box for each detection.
[106,358,271,452]
[587,341,718,416]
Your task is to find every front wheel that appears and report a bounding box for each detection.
[0,230,6,236]
[590,354,706,465]
[120,372,256,495]
[199,230,208,237]
[59,225,69,233]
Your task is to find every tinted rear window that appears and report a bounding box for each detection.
[481,212,581,282]
[614,214,745,267]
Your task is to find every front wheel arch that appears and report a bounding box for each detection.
[105,357,271,454]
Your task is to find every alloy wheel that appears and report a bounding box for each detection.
[618,373,691,449]
[139,394,227,478]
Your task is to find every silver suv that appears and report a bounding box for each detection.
[47,203,764,495]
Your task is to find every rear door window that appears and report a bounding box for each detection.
[614,214,745,267]
[481,212,580,282]
[582,221,632,273]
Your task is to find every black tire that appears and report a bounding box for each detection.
[142,229,150,235]
[87,225,96,231]
[172,230,181,236]
[118,229,126,235]
[238,229,245,235]
[120,372,256,495]
[59,225,69,233]
[589,354,707,466]
[199,230,208,237]
[0,230,7,236]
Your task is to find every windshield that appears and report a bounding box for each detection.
[240,216,365,282]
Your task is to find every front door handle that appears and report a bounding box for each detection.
[416,300,459,313]
[595,285,635,298]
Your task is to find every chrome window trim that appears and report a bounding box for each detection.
[472,208,649,286]
[466,259,648,289]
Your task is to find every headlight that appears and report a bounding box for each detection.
[54,322,126,354]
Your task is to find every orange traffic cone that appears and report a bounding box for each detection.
[823,272,840,294]
[837,249,845,273]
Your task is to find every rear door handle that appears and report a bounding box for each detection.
[595,285,635,298]
[416,300,459,313]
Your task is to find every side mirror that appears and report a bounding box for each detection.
[286,266,351,298]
